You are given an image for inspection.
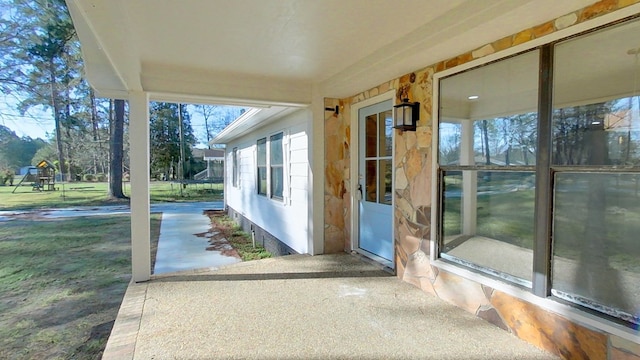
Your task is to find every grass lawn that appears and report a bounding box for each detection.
[0,214,161,360]
[0,181,223,210]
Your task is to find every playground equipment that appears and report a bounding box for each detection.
[12,160,57,193]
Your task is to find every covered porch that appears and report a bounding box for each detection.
[67,1,640,358]
[65,0,594,282]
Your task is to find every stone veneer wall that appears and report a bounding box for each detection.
[323,1,640,359]
[323,97,350,253]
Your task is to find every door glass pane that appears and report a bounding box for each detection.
[380,110,393,156]
[552,172,640,326]
[379,159,392,205]
[366,114,378,157]
[365,160,377,202]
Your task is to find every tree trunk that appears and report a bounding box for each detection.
[89,88,102,174]
[108,99,126,199]
[63,84,74,181]
[49,58,67,182]
[482,119,490,165]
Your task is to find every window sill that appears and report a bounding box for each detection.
[430,258,640,343]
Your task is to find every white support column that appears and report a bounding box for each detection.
[308,86,325,255]
[460,120,477,235]
[129,91,151,282]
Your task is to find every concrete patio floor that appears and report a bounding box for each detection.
[102,253,557,360]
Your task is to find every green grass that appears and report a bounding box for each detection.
[442,175,640,271]
[0,181,223,210]
[0,214,161,359]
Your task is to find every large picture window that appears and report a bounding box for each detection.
[438,50,539,286]
[437,18,640,327]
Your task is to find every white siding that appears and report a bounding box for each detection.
[224,108,311,254]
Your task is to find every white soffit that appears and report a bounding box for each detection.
[68,0,599,104]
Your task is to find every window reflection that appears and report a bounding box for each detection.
[437,16,640,326]
[474,115,537,166]
[365,160,377,202]
[441,170,535,282]
[438,50,539,285]
[257,138,267,195]
[366,114,377,158]
[270,133,283,199]
[552,172,640,324]
[381,110,393,156]
[380,159,392,205]
[364,110,393,205]
[552,101,640,166]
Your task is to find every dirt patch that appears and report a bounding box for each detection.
[203,210,272,261]
[199,211,242,258]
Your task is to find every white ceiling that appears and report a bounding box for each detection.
[67,0,599,107]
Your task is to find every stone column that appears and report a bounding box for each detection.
[129,91,151,282]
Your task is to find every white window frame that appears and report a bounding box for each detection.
[232,147,239,188]
[255,131,287,202]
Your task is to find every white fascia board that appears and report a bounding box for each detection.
[210,108,263,145]
[211,106,302,145]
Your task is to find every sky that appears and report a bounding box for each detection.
[0,94,55,139]
[0,95,215,148]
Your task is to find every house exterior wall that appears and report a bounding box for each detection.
[324,1,640,358]
[225,108,310,255]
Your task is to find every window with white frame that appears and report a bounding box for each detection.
[256,132,285,200]
[232,147,238,187]
[436,18,640,327]
[257,138,267,196]
[270,133,284,199]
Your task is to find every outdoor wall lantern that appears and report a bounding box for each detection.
[393,98,419,131]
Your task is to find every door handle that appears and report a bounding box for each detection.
[356,184,363,200]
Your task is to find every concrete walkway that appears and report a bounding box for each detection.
[103,254,557,360]
[152,202,241,274]
[0,201,241,274]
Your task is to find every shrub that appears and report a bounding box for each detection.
[96,173,107,182]
[83,174,95,182]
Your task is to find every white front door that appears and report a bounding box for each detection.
[357,100,393,264]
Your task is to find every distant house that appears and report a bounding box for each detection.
[191,148,225,181]
[212,107,311,256]
[19,166,37,176]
